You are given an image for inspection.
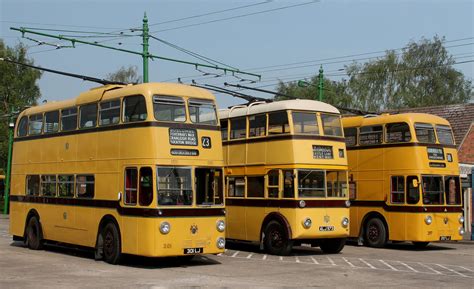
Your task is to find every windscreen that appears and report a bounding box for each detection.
[157,167,192,206]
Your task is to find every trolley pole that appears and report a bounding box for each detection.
[3,108,14,214]
[318,65,324,102]
[142,13,149,83]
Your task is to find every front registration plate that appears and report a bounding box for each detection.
[319,226,335,232]
[184,247,203,254]
[439,236,451,241]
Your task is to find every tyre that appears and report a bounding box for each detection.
[263,220,293,256]
[364,218,387,248]
[320,238,346,254]
[102,223,121,265]
[412,241,429,249]
[26,216,44,250]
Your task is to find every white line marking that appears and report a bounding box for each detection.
[359,258,376,269]
[231,251,239,258]
[262,254,267,260]
[457,266,474,273]
[217,253,223,256]
[246,253,253,259]
[295,256,301,263]
[326,257,336,266]
[342,257,355,267]
[418,263,442,275]
[310,257,319,264]
[436,264,469,278]
[224,249,228,252]
[379,260,398,271]
[279,256,283,261]
[398,261,418,273]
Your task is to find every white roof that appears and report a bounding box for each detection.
[218,99,340,119]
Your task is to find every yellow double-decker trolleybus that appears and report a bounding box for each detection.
[342,113,465,248]
[219,99,350,255]
[9,82,226,264]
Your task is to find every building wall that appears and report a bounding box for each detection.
[459,124,474,164]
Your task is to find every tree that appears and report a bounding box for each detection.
[106,65,141,84]
[0,40,42,169]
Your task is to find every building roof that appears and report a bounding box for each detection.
[386,103,474,148]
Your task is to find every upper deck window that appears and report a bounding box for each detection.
[220,119,228,140]
[189,99,217,125]
[321,114,343,137]
[436,125,454,145]
[44,111,59,134]
[153,95,185,122]
[230,117,246,139]
[292,112,319,134]
[344,127,357,147]
[385,122,411,143]
[268,111,289,135]
[124,95,147,122]
[79,103,98,128]
[28,114,43,135]
[99,99,120,126]
[249,114,266,137]
[61,107,77,131]
[17,116,28,137]
[359,125,383,145]
[415,123,436,143]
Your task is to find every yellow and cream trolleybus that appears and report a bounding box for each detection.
[9,82,226,264]
[342,113,465,248]
[219,99,350,255]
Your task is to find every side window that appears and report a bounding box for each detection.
[41,175,57,197]
[28,113,43,135]
[230,117,246,139]
[436,125,454,145]
[344,127,357,147]
[386,122,411,143]
[156,167,192,206]
[195,168,224,205]
[188,99,217,125]
[249,114,266,137]
[58,175,74,197]
[321,114,343,136]
[359,125,383,145]
[124,95,147,122]
[61,107,78,131]
[445,176,461,205]
[99,99,121,126]
[76,175,95,198]
[220,119,228,141]
[283,170,294,198]
[44,111,60,134]
[415,123,436,143]
[349,181,357,200]
[247,176,264,198]
[153,95,185,122]
[139,167,153,206]
[390,176,405,204]
[26,175,40,196]
[124,168,138,205]
[267,170,279,198]
[297,170,325,198]
[268,111,289,134]
[406,176,420,204]
[227,177,245,197]
[17,116,28,137]
[79,103,98,128]
[292,112,318,134]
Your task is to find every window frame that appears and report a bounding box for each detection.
[248,114,267,138]
[230,117,247,140]
[292,111,319,135]
[99,99,121,126]
[220,119,229,141]
[17,116,29,137]
[320,113,343,137]
[58,175,75,198]
[247,176,265,198]
[26,175,40,196]
[343,127,358,147]
[390,175,405,204]
[188,98,218,126]
[227,176,245,198]
[61,107,78,131]
[359,125,383,145]
[266,169,280,199]
[153,95,186,123]
[268,111,290,135]
[28,113,43,135]
[79,103,98,129]
[436,124,455,145]
[124,167,138,206]
[414,122,436,144]
[123,95,148,123]
[385,122,411,143]
[76,175,95,199]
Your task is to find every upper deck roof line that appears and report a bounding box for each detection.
[219,99,340,119]
[342,113,451,127]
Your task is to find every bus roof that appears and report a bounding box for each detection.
[0,175,4,180]
[219,99,340,119]
[342,113,451,127]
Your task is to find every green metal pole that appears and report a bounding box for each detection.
[142,13,149,83]
[3,108,14,214]
[318,65,324,102]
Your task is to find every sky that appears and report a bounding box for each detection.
[1,0,473,108]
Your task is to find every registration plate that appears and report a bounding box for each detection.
[439,236,451,241]
[319,226,335,232]
[184,247,203,254]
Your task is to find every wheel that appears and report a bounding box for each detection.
[102,223,121,264]
[320,238,346,254]
[263,220,293,256]
[364,218,387,248]
[26,216,44,250]
[412,241,429,249]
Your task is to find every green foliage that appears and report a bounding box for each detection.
[106,65,141,84]
[0,39,42,169]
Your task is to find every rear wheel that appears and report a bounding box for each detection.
[26,216,43,250]
[320,238,346,254]
[412,241,430,249]
[263,220,293,256]
[102,223,121,265]
[364,218,387,248]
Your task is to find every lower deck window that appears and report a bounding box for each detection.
[247,176,264,198]
[76,175,95,198]
[326,171,347,198]
[195,168,223,205]
[157,167,192,206]
[58,175,74,197]
[267,170,279,198]
[26,175,40,196]
[41,175,57,197]
[390,176,405,203]
[422,176,444,205]
[228,177,245,197]
[298,170,325,198]
[445,176,461,205]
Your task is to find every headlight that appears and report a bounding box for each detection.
[345,200,351,208]
[459,227,465,235]
[302,217,312,229]
[299,200,306,208]
[459,215,465,224]
[217,237,226,249]
[424,215,432,225]
[160,221,171,234]
[216,220,225,232]
[341,217,349,228]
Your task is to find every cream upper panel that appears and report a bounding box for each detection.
[342,113,451,128]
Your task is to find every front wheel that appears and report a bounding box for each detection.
[102,223,121,265]
[320,238,346,254]
[263,220,293,256]
[26,216,44,250]
[412,241,430,249]
[364,218,387,248]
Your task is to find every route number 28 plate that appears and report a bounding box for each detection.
[184,247,203,254]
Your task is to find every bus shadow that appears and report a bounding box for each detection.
[10,241,221,268]
[345,239,456,251]
[225,240,328,256]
